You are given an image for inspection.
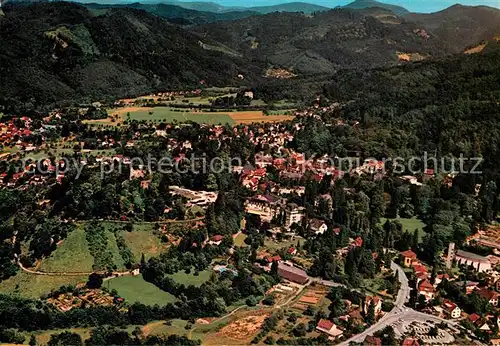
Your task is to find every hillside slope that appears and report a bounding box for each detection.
[0,2,255,109]
[192,9,453,75]
[84,2,259,25]
[404,4,500,51]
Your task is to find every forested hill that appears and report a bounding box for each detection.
[83,2,259,25]
[191,9,453,75]
[320,49,500,173]
[0,2,255,110]
[403,4,500,52]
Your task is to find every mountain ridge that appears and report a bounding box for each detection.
[341,0,408,15]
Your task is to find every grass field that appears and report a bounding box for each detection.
[106,231,126,271]
[0,272,87,299]
[105,275,177,305]
[142,319,188,337]
[120,224,168,261]
[166,270,211,287]
[110,107,234,125]
[379,217,426,242]
[38,228,94,273]
[233,233,247,247]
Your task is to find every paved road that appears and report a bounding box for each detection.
[338,262,409,346]
[338,262,459,345]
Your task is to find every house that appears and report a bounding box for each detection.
[316,319,343,339]
[455,249,492,272]
[434,273,450,286]
[284,203,305,228]
[208,235,224,246]
[309,218,328,235]
[468,313,481,325]
[277,262,308,284]
[443,299,461,319]
[418,280,435,301]
[477,288,499,306]
[456,280,480,294]
[364,336,382,346]
[288,247,297,256]
[400,250,417,267]
[402,337,420,346]
[364,296,382,315]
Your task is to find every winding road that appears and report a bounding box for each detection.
[338,262,458,345]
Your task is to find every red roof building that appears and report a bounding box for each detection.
[402,337,420,346]
[400,250,417,267]
[277,262,308,284]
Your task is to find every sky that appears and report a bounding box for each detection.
[189,0,500,13]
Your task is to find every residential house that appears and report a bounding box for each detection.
[316,319,343,339]
[364,336,382,346]
[477,288,499,306]
[443,300,461,319]
[456,280,480,294]
[309,218,328,235]
[364,296,382,315]
[402,337,420,346]
[400,250,417,267]
[418,280,435,301]
[208,235,224,246]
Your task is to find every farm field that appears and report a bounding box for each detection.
[102,106,295,126]
[379,217,426,242]
[105,275,177,305]
[166,270,211,287]
[109,106,234,125]
[227,111,294,124]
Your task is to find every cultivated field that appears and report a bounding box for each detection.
[105,275,177,305]
[227,111,294,124]
[100,107,295,126]
[109,106,234,125]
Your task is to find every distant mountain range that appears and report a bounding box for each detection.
[1,0,500,109]
[341,0,409,16]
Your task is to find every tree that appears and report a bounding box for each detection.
[29,335,37,346]
[365,300,376,325]
[293,323,307,337]
[48,332,83,346]
[86,273,103,289]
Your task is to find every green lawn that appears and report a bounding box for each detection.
[233,233,248,247]
[143,319,188,337]
[38,227,94,273]
[105,275,177,305]
[123,107,234,125]
[106,231,126,271]
[166,270,211,287]
[120,224,169,261]
[0,272,87,299]
[379,217,426,242]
